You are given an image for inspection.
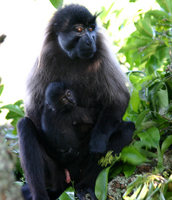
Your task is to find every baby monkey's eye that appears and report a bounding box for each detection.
[62,97,67,102]
[67,92,71,97]
[88,27,93,32]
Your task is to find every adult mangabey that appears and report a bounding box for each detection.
[17,4,135,200]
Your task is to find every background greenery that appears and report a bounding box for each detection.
[0,0,172,199]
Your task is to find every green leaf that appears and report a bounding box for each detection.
[109,164,123,178]
[95,167,110,200]
[161,135,172,155]
[156,0,172,14]
[14,99,24,107]
[137,183,148,199]
[121,146,148,165]
[135,109,150,128]
[0,84,4,96]
[138,127,160,149]
[138,148,157,158]
[123,176,144,199]
[6,111,22,119]
[157,145,164,172]
[49,0,63,9]
[146,182,154,198]
[123,164,136,178]
[59,187,75,200]
[147,10,171,19]
[134,121,157,135]
[130,90,141,113]
[1,104,25,117]
[157,89,169,115]
[134,19,153,38]
[145,56,159,75]
[148,81,165,113]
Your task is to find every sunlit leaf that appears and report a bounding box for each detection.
[121,146,148,165]
[138,148,157,158]
[145,55,159,75]
[95,167,110,200]
[134,121,157,135]
[123,163,136,178]
[134,19,153,38]
[138,127,160,149]
[157,0,172,14]
[157,89,169,115]
[0,84,4,96]
[135,109,150,128]
[137,183,148,199]
[147,10,171,19]
[59,187,75,200]
[161,135,172,155]
[49,0,63,9]
[123,176,144,199]
[6,111,22,119]
[1,104,24,117]
[130,90,141,113]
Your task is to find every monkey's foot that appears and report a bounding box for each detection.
[76,187,98,200]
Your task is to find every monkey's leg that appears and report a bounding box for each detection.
[17,117,50,200]
[74,162,103,200]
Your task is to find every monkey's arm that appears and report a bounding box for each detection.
[89,104,123,154]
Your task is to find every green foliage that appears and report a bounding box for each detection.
[119,0,172,175]
[95,167,110,200]
[98,151,115,167]
[123,174,172,200]
[59,187,76,200]
[93,0,172,198]
[1,100,24,135]
[0,83,24,181]
[49,0,63,9]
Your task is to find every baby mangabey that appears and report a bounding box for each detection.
[41,81,96,163]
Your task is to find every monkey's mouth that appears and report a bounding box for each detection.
[66,101,76,110]
[79,51,95,59]
[79,48,96,59]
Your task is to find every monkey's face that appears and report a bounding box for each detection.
[58,24,97,59]
[45,82,77,112]
[60,89,77,110]
[53,4,97,59]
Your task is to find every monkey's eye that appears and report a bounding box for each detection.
[67,92,71,97]
[88,27,93,32]
[62,97,67,102]
[77,27,83,32]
